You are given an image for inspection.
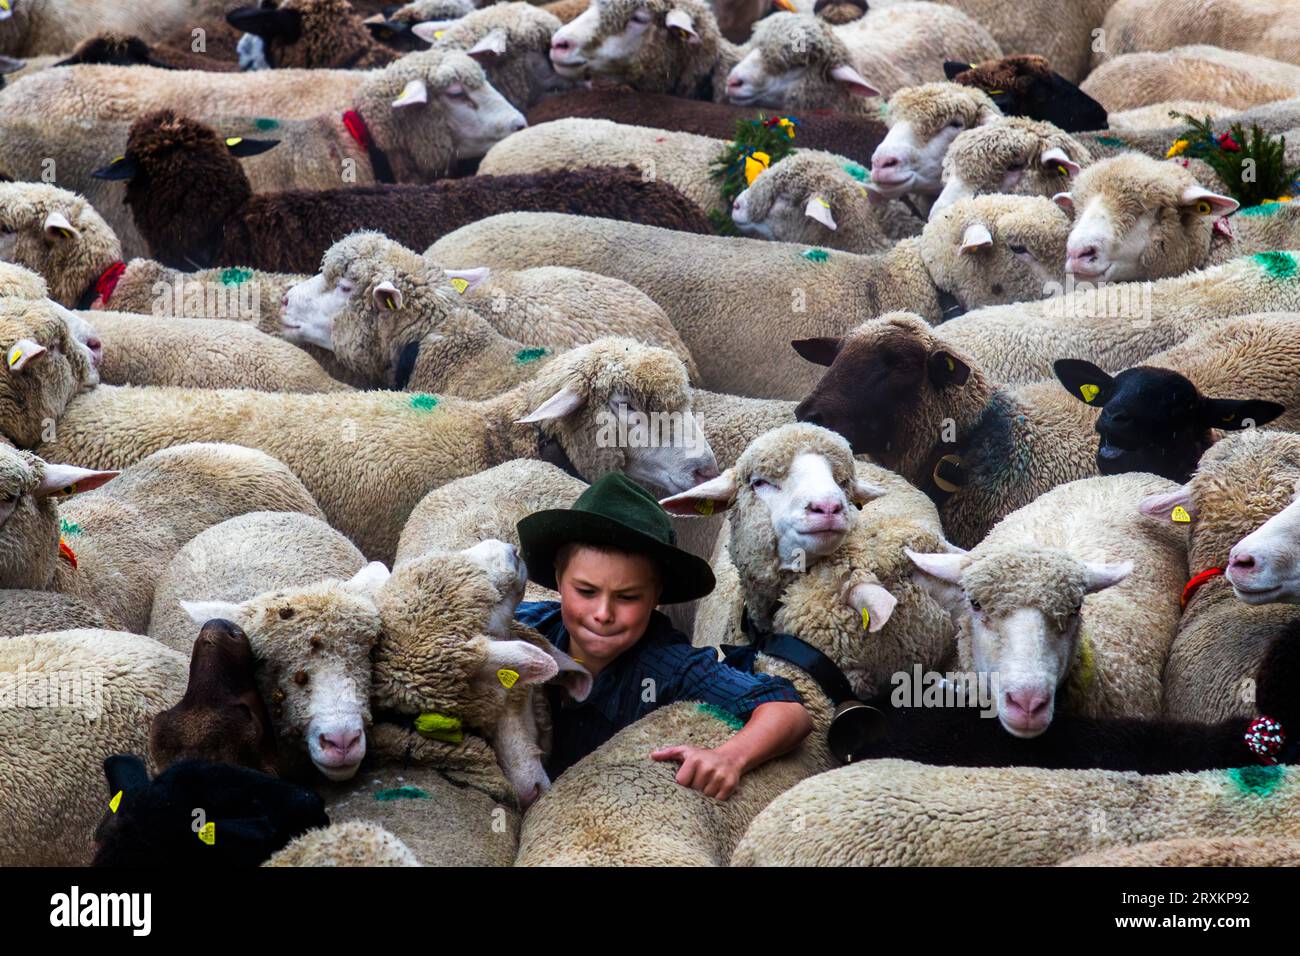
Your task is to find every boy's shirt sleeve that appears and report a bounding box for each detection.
[648,640,803,721]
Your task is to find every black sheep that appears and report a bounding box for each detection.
[850,619,1300,772]
[1054,359,1284,484]
[528,87,887,170]
[944,54,1109,133]
[92,756,327,867]
[95,110,716,273]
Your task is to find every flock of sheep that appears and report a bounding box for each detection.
[2,0,1300,868]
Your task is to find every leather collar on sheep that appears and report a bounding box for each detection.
[936,287,966,321]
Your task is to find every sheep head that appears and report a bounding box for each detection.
[727,12,876,113]
[0,299,94,448]
[732,151,868,245]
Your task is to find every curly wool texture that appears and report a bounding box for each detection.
[426,194,1071,400]
[1164,432,1300,723]
[0,629,188,865]
[731,759,1300,866]
[1096,0,1300,71]
[86,312,348,393]
[941,117,1093,200]
[1060,835,1300,867]
[33,332,693,562]
[740,150,923,253]
[1081,45,1300,113]
[0,590,117,636]
[584,0,740,100]
[885,82,1002,148]
[0,0,237,57]
[750,7,1000,114]
[36,444,326,634]
[266,0,400,70]
[264,821,421,867]
[0,448,56,592]
[0,299,97,448]
[938,252,1300,386]
[432,3,567,109]
[0,262,49,300]
[953,54,1054,98]
[525,88,888,168]
[0,181,123,308]
[962,548,1089,627]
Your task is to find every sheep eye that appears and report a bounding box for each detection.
[967,596,982,612]
[751,477,773,491]
[1008,243,1029,255]
[948,120,964,129]
[338,280,355,293]
[1006,161,1026,171]
[444,83,469,99]
[630,9,653,23]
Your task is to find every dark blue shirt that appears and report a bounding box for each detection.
[514,600,802,778]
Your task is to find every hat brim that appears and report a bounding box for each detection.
[517,508,716,605]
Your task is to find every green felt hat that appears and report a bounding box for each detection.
[517,473,716,604]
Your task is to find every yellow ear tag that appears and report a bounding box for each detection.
[225,137,244,148]
[433,29,446,39]
[987,89,1003,95]
[111,155,126,165]
[815,196,830,209]
[945,356,956,373]
[198,822,215,845]
[1079,383,1099,403]
[861,608,870,630]
[7,346,21,368]
[497,668,519,689]
[449,277,469,294]
[1057,164,1068,176]
[1171,505,1191,523]
[1196,200,1212,215]
[109,791,122,813]
[694,499,715,516]
[57,484,78,498]
[381,292,398,310]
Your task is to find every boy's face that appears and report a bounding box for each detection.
[557,546,661,675]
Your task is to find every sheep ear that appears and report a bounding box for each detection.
[659,468,739,517]
[0,55,25,72]
[36,463,118,499]
[829,63,879,98]
[1083,560,1131,594]
[804,195,837,230]
[906,548,965,583]
[1180,185,1238,217]
[849,478,888,506]
[345,561,391,596]
[1200,398,1286,431]
[226,5,303,41]
[927,350,970,387]
[444,266,490,294]
[392,79,429,109]
[224,136,279,158]
[92,155,138,181]
[466,29,507,63]
[373,280,404,311]
[1051,191,1073,212]
[906,548,968,616]
[1053,358,1115,407]
[1138,486,1196,523]
[43,211,80,242]
[1040,146,1081,178]
[366,18,411,40]
[482,639,559,685]
[790,336,841,366]
[664,9,701,44]
[181,599,245,626]
[845,581,898,633]
[411,19,457,43]
[6,338,46,372]
[515,385,585,423]
[959,222,992,252]
[103,754,150,797]
[540,642,593,702]
[943,61,972,80]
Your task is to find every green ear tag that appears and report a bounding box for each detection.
[1079,383,1099,403]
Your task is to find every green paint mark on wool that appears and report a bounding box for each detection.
[515,347,548,365]
[1254,251,1298,279]
[374,786,431,801]
[802,248,830,263]
[1226,765,1285,797]
[697,702,744,730]
[1239,203,1283,217]
[410,393,439,411]
[220,268,253,286]
[1092,135,1126,148]
[842,161,867,182]
[254,118,279,131]
[59,518,82,537]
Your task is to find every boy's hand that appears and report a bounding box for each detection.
[651,745,745,801]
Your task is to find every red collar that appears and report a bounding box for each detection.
[1181,566,1224,609]
[58,538,78,569]
[77,260,126,309]
[341,110,395,184]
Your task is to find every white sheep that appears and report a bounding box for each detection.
[0,0,236,56]
[263,821,422,867]
[1081,45,1300,113]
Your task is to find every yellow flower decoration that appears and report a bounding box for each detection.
[1166,139,1189,158]
[744,150,771,185]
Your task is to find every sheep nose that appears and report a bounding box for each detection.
[872,154,900,171]
[793,400,822,425]
[320,730,362,756]
[510,116,527,132]
[1229,549,1256,571]
[693,465,720,484]
[726,76,744,91]
[550,36,573,54]
[806,498,844,516]
[1006,690,1049,717]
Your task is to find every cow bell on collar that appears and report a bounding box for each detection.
[827,699,886,764]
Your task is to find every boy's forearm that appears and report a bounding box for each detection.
[716,701,814,773]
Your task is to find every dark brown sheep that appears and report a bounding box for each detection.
[527,87,887,169]
[150,618,281,776]
[228,0,399,69]
[944,54,1109,133]
[99,110,716,273]
[55,31,239,72]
